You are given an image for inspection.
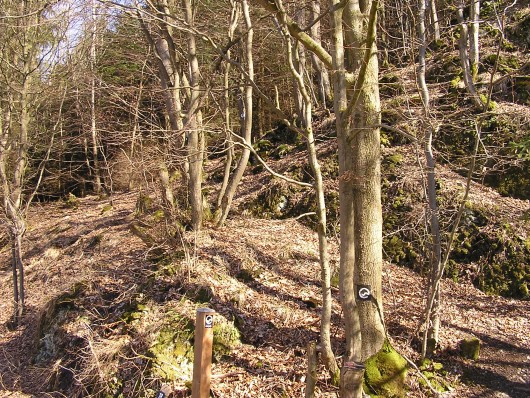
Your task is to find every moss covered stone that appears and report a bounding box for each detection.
[460,337,481,361]
[418,359,455,393]
[247,181,297,219]
[364,340,408,398]
[149,316,195,381]
[212,321,241,361]
[63,192,79,209]
[149,312,237,376]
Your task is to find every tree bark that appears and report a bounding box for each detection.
[217,0,253,226]
[343,0,385,363]
[182,0,204,230]
[328,4,365,395]
[90,0,102,194]
[309,1,332,106]
[469,0,481,81]
[456,2,484,109]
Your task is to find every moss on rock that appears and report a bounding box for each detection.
[460,337,481,361]
[212,321,241,361]
[149,315,195,381]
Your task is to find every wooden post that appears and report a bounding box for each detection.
[192,308,215,398]
[305,342,317,398]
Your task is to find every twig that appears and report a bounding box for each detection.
[402,354,440,396]
[232,136,313,188]
[211,371,245,380]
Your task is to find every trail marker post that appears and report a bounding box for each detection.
[192,308,215,398]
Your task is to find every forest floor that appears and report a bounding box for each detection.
[0,175,529,397]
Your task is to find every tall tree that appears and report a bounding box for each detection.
[216,0,254,226]
[416,0,443,359]
[216,0,240,211]
[90,0,103,194]
[0,0,66,322]
[276,0,339,382]
[255,1,386,396]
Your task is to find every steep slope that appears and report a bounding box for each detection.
[0,181,528,397]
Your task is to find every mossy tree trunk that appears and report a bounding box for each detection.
[333,0,385,395]
[253,1,391,395]
[343,0,385,363]
[327,6,364,388]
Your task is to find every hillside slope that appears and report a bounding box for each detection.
[0,182,528,397]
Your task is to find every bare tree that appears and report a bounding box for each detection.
[0,0,67,323]
[276,0,339,383]
[216,0,241,210]
[256,1,387,396]
[416,0,443,359]
[456,0,484,108]
[182,0,204,230]
[216,0,253,226]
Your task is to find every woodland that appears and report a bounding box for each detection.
[0,0,529,397]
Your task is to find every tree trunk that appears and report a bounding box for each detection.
[13,229,25,321]
[289,16,340,382]
[418,0,443,359]
[429,0,441,41]
[138,1,185,209]
[343,0,385,363]
[310,1,332,106]
[182,0,204,230]
[217,0,240,210]
[469,0,480,81]
[456,2,484,109]
[330,2,362,389]
[217,0,253,226]
[90,0,102,194]
[329,3,366,396]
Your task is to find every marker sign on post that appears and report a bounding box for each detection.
[357,285,372,301]
[192,308,215,398]
[205,314,213,328]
